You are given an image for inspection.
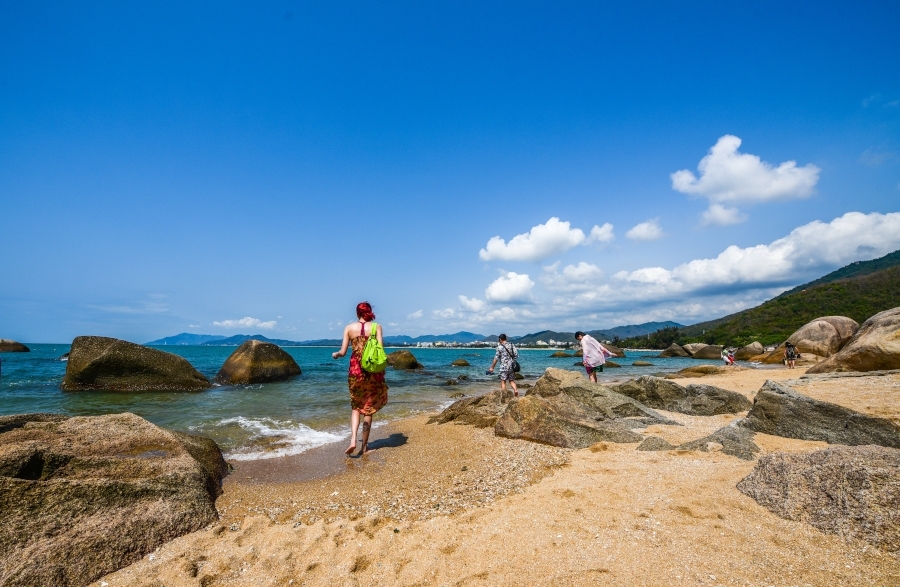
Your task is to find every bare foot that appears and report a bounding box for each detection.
[360,446,377,455]
[345,443,357,456]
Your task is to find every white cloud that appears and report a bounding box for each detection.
[672,135,820,222]
[458,295,486,312]
[626,219,664,241]
[433,308,455,319]
[407,310,423,319]
[485,272,535,303]
[541,262,604,292]
[479,217,613,262]
[701,204,746,226]
[213,316,277,330]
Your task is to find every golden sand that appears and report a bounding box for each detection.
[93,367,900,587]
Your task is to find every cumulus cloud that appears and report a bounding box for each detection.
[433,308,455,319]
[458,295,486,312]
[626,219,664,240]
[485,272,535,303]
[479,218,613,262]
[213,316,277,329]
[407,310,423,319]
[672,135,820,224]
[701,204,746,226]
[541,262,604,292]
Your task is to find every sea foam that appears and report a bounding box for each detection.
[207,416,345,461]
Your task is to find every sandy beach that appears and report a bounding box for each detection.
[92,366,900,587]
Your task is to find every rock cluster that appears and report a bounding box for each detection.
[0,412,227,587]
[737,445,900,552]
[61,336,211,392]
[0,340,29,352]
[758,315,860,364]
[610,376,751,416]
[214,340,301,385]
[806,307,900,374]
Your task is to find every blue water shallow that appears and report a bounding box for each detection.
[0,344,740,459]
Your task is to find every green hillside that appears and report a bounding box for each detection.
[618,250,900,349]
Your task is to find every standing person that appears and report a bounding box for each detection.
[332,302,389,456]
[783,341,798,369]
[575,331,612,383]
[487,334,519,396]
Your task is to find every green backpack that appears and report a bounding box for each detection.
[361,321,388,373]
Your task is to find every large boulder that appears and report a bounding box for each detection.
[61,336,211,392]
[494,368,674,449]
[549,351,572,358]
[0,340,29,352]
[610,376,752,416]
[691,344,725,360]
[214,340,301,385]
[807,308,900,374]
[737,446,900,552]
[386,350,421,370]
[427,389,513,428]
[759,316,861,364]
[658,343,690,358]
[602,344,626,358]
[0,412,227,587]
[574,349,583,357]
[681,343,708,356]
[733,341,764,361]
[451,358,470,367]
[738,380,900,448]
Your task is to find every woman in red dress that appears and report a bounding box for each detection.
[332,302,389,455]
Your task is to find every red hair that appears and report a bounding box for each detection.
[356,302,375,322]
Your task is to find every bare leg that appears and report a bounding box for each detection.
[500,379,507,392]
[346,409,360,455]
[510,379,518,396]
[360,415,374,454]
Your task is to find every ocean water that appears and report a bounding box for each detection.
[0,344,738,459]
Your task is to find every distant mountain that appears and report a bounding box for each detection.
[384,331,487,344]
[678,250,900,346]
[145,333,227,346]
[199,334,305,346]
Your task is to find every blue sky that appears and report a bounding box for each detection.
[2,1,899,343]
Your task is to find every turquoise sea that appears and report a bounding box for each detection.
[0,344,736,460]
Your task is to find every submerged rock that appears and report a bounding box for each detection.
[214,340,301,385]
[610,376,751,416]
[738,380,900,448]
[549,351,572,358]
[737,445,900,552]
[632,360,654,367]
[0,339,29,352]
[451,358,470,367]
[386,350,422,370]
[0,412,227,587]
[61,336,211,392]
[807,307,900,374]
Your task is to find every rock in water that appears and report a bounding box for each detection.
[0,339,29,352]
[733,341,764,360]
[386,350,421,370]
[214,340,301,384]
[427,389,514,428]
[602,344,626,358]
[658,343,689,358]
[574,349,583,357]
[451,358,470,367]
[807,307,900,374]
[691,345,725,360]
[737,446,900,552]
[549,351,572,358]
[0,412,227,587]
[738,380,900,448]
[632,360,654,367]
[494,368,674,449]
[610,376,751,416]
[61,336,211,392]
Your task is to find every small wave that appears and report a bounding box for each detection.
[205,416,345,461]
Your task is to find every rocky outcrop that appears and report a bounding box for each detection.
[214,340,301,385]
[733,341,764,361]
[0,340,29,352]
[682,343,708,356]
[386,350,422,370]
[670,364,745,378]
[637,436,675,451]
[691,345,725,360]
[610,376,751,416]
[807,308,900,374]
[0,412,227,587]
[737,446,900,552]
[677,423,760,460]
[658,343,690,358]
[61,336,211,392]
[451,358,470,367]
[759,316,861,364]
[738,380,900,448]
[494,368,674,449]
[427,389,513,428]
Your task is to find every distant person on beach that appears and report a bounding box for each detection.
[487,334,520,396]
[332,302,389,456]
[576,331,612,383]
[721,347,736,366]
[784,342,798,369]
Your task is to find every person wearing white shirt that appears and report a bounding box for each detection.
[575,331,612,383]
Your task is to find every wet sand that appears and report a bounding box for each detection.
[93,367,900,587]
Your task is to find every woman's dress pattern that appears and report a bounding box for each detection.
[347,331,388,415]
